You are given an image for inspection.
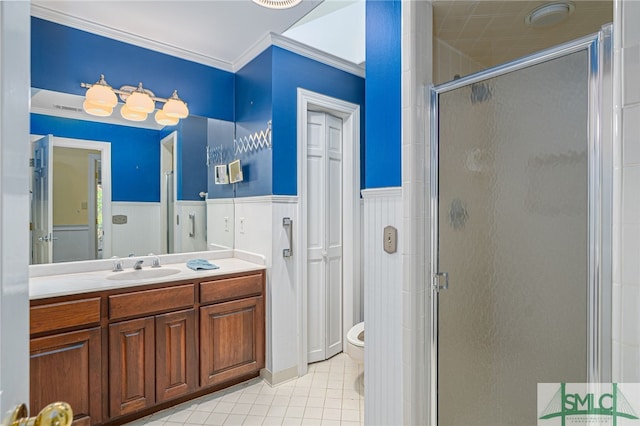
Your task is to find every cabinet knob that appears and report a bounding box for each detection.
[3,402,73,426]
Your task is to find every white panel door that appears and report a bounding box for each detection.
[31,135,53,264]
[307,111,343,363]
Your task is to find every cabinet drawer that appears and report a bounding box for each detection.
[109,284,194,320]
[200,274,263,305]
[30,298,101,335]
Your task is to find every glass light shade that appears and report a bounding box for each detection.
[120,104,148,122]
[125,90,155,113]
[155,109,179,126]
[252,0,302,9]
[83,100,113,117]
[163,91,189,118]
[85,84,117,107]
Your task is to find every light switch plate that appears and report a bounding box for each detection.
[383,225,397,254]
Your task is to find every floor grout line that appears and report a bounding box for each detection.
[126,353,364,426]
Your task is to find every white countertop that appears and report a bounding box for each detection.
[30,251,266,300]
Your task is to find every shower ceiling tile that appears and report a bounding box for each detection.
[433,0,613,68]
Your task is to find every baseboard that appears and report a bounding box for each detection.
[260,366,299,386]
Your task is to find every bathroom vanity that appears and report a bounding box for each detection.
[28,256,266,425]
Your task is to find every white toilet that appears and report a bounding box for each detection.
[346,321,364,364]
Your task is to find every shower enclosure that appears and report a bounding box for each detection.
[430,27,613,425]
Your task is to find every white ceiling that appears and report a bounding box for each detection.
[433,0,613,68]
[31,0,366,69]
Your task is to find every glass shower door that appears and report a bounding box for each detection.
[432,29,612,426]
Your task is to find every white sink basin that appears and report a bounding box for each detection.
[106,268,181,281]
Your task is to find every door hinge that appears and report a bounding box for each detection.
[433,272,449,292]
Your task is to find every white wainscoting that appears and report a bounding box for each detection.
[232,195,300,383]
[52,225,91,263]
[234,196,276,375]
[230,194,363,385]
[176,201,207,253]
[206,198,234,250]
[271,196,299,379]
[362,187,403,426]
[111,202,161,257]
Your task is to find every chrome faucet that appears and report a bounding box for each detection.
[148,253,161,268]
[111,256,123,272]
[133,259,144,270]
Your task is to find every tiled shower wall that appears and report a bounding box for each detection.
[400,1,432,424]
[433,38,485,85]
[615,0,640,382]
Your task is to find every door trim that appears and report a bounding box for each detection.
[160,131,178,254]
[34,136,113,259]
[87,152,100,259]
[296,89,361,376]
[429,27,613,424]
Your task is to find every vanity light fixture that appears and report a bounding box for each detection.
[154,109,179,126]
[81,74,189,125]
[120,104,148,122]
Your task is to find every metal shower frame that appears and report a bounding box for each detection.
[428,25,614,425]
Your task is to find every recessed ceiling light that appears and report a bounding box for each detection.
[525,1,575,28]
[252,0,302,9]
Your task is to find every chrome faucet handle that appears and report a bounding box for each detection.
[111,257,123,272]
[151,255,161,268]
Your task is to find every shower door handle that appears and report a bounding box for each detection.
[433,272,449,292]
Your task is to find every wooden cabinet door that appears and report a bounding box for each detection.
[200,296,264,387]
[155,308,197,402]
[30,327,102,426]
[109,317,155,417]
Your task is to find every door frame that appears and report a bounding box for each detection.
[296,88,361,376]
[0,0,30,413]
[87,152,101,258]
[35,136,113,259]
[160,131,178,254]
[428,28,613,424]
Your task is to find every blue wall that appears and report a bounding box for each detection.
[179,116,209,200]
[31,17,235,120]
[32,18,217,202]
[31,113,161,202]
[206,119,236,199]
[32,17,369,200]
[234,48,274,198]
[233,46,365,197]
[365,0,402,188]
[272,47,366,195]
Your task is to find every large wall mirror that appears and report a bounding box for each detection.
[30,88,235,265]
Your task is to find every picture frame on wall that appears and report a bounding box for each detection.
[229,159,243,183]
[214,164,229,184]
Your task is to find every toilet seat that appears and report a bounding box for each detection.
[347,321,364,347]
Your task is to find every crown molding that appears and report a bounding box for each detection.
[32,4,365,78]
[31,3,234,72]
[233,32,365,78]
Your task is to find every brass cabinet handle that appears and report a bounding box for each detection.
[3,402,72,426]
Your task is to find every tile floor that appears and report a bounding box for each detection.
[126,353,364,426]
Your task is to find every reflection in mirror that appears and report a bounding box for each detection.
[29,89,235,264]
[205,119,235,251]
